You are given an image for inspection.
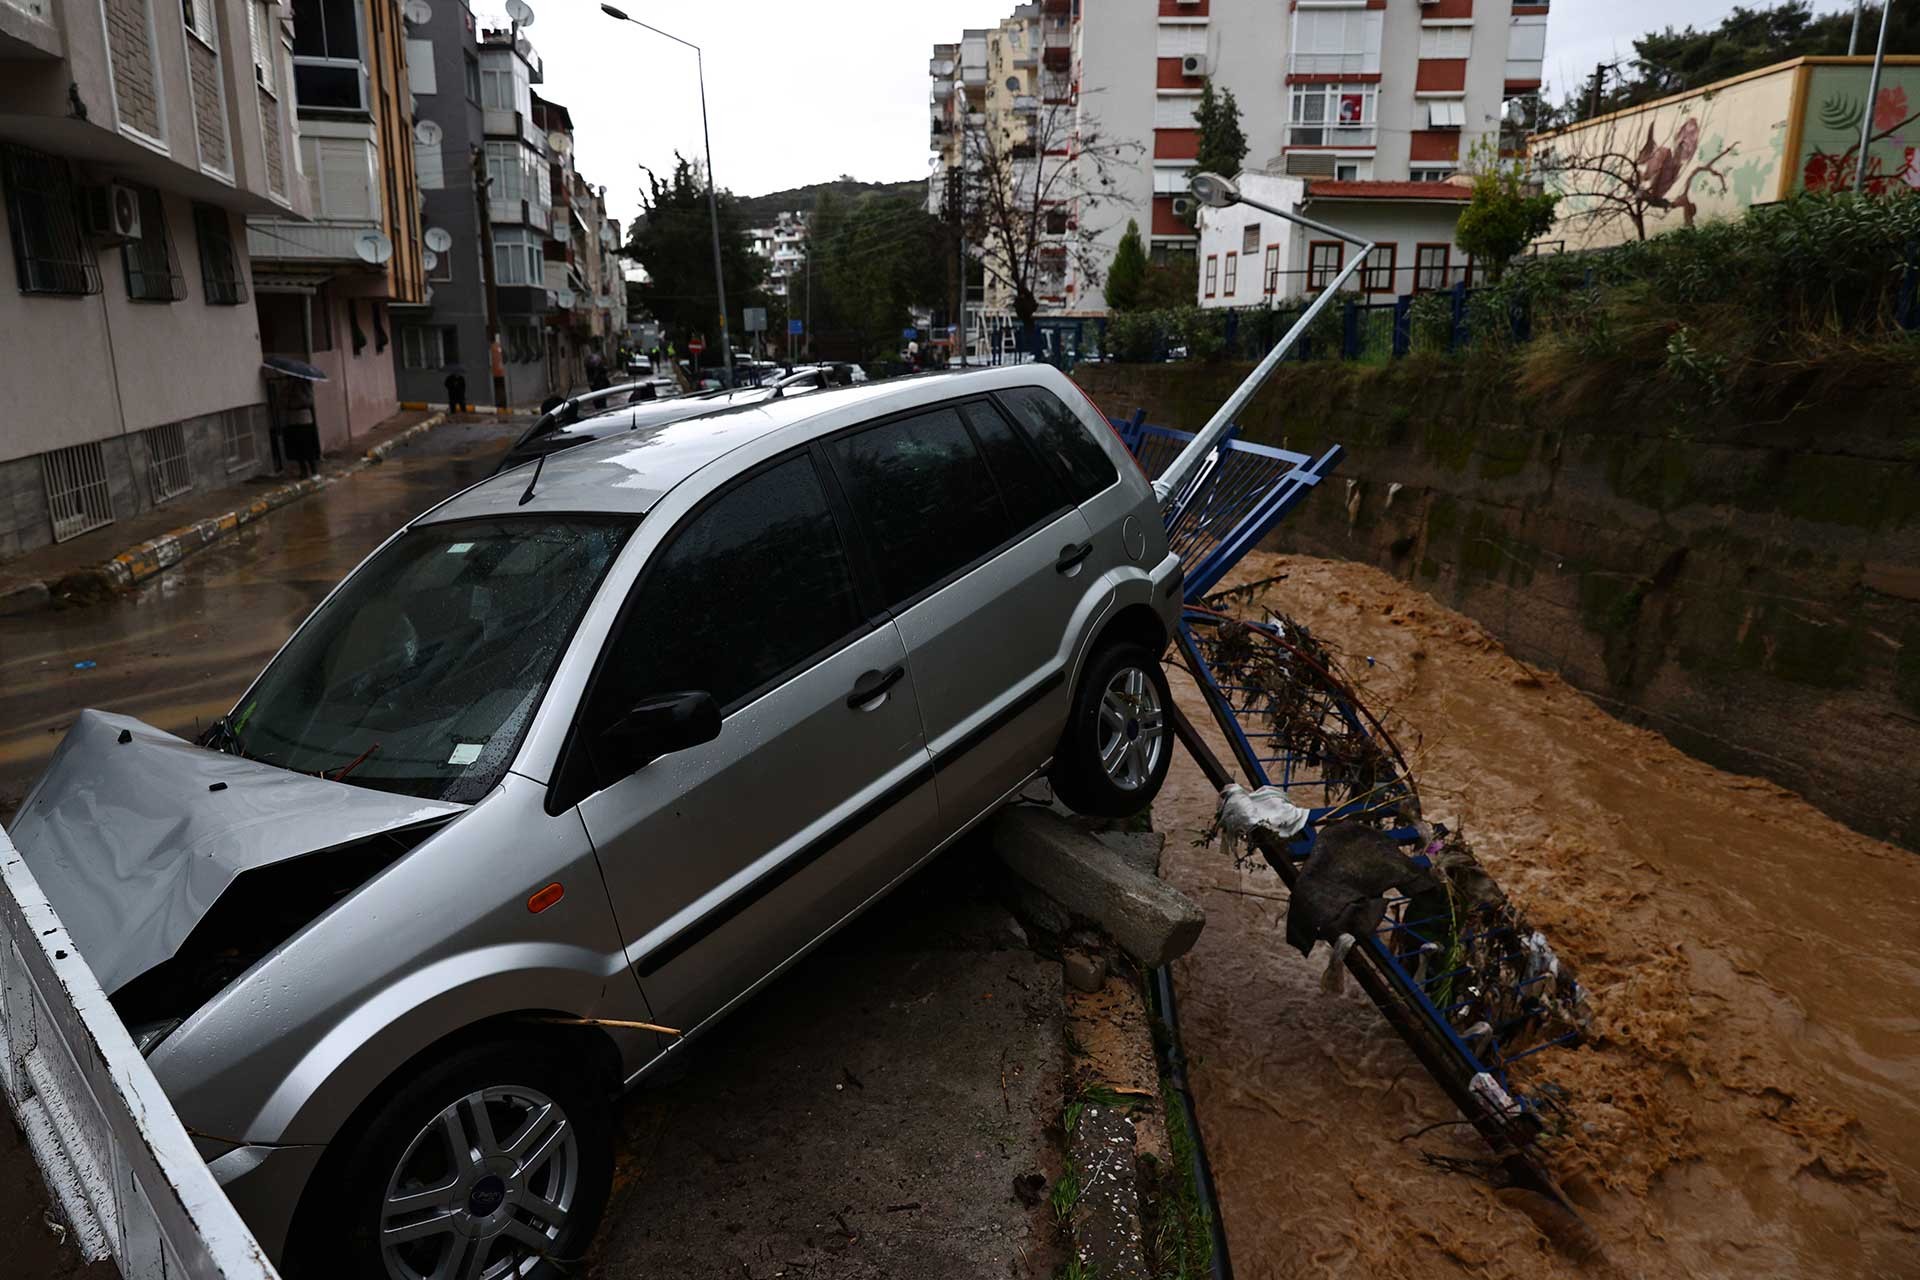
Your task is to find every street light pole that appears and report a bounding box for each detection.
[1855,0,1895,196]
[601,5,733,385]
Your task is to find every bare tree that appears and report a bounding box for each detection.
[957,88,1140,339]
[1537,111,1739,242]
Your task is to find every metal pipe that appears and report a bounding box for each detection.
[1850,0,1866,55]
[1152,191,1373,504]
[1855,1,1895,196]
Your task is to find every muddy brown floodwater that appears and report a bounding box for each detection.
[1157,552,1920,1280]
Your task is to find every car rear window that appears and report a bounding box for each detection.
[997,386,1120,504]
[960,400,1067,535]
[601,454,863,716]
[826,406,1009,608]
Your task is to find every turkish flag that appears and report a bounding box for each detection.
[1338,93,1364,126]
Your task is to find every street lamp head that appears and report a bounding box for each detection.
[599,4,629,20]
[1189,172,1240,209]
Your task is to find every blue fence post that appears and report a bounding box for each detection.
[1342,300,1360,360]
[1450,281,1468,352]
[1392,295,1412,358]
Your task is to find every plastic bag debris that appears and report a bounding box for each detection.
[1216,782,1312,861]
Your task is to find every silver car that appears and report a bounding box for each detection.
[8,366,1181,1279]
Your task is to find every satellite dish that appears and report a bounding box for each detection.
[403,0,431,24]
[546,129,572,156]
[353,230,394,265]
[557,288,577,308]
[1006,76,1020,92]
[424,226,453,252]
[422,249,440,271]
[414,119,443,145]
[599,224,614,247]
[505,0,534,26]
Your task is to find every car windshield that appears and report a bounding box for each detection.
[225,516,634,801]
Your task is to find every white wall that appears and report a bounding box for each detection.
[1195,176,1470,307]
[1,191,265,460]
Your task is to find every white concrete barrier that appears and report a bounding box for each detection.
[0,825,279,1279]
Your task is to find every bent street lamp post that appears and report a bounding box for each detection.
[1151,172,1376,505]
[601,4,733,384]
[1855,0,1895,196]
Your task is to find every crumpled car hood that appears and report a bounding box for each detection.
[6,710,467,993]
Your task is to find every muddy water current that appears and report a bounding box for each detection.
[1158,553,1920,1279]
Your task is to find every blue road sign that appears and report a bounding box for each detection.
[788,319,804,335]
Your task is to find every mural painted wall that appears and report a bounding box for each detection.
[1535,63,1793,250]
[1535,57,1920,251]
[1792,63,1920,195]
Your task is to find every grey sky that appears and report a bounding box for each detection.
[496,0,1867,229]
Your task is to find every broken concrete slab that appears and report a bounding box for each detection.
[989,808,1204,968]
[1096,829,1166,878]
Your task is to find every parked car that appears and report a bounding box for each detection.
[494,367,836,474]
[8,365,1180,1280]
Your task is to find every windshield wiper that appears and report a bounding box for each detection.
[330,742,382,783]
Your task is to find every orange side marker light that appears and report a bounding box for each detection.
[528,882,565,913]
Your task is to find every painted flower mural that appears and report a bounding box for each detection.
[1803,84,1920,195]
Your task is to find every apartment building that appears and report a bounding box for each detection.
[475,22,552,404]
[244,0,423,449]
[746,211,807,299]
[0,0,300,559]
[388,0,483,408]
[534,94,624,394]
[934,0,1549,317]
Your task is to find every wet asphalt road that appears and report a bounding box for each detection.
[0,418,523,824]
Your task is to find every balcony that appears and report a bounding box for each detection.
[247,217,384,266]
[1287,125,1376,149]
[929,57,955,77]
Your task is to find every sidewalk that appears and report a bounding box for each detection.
[0,409,458,614]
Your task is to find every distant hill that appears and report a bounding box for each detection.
[733,177,926,227]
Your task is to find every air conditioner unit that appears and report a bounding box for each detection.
[81,183,141,244]
[1171,196,1194,217]
[1180,53,1207,78]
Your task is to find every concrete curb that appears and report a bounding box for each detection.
[47,412,447,606]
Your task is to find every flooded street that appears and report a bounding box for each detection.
[0,420,518,822]
[1158,552,1920,1279]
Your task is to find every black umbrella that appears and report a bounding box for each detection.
[262,355,329,382]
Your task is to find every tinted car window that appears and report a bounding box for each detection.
[827,406,1009,607]
[600,455,862,717]
[997,386,1120,503]
[961,401,1066,534]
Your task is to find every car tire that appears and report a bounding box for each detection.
[288,1038,613,1280]
[1051,640,1174,819]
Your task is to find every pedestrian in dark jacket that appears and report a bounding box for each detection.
[444,367,469,414]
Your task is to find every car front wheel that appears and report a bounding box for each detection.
[1051,640,1173,818]
[291,1038,613,1280]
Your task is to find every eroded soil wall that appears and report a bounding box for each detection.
[1076,358,1920,849]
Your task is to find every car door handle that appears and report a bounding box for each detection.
[1055,541,1094,574]
[846,664,905,709]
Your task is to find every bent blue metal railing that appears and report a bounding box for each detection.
[1122,411,1581,1158]
[1111,411,1343,604]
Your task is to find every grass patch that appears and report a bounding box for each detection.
[1050,1160,1082,1224]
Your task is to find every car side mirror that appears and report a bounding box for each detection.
[598,691,720,774]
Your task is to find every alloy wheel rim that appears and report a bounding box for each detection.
[379,1084,580,1280]
[1096,666,1166,792]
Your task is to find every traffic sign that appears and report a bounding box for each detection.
[688,337,706,353]
[788,319,804,335]
[743,307,767,333]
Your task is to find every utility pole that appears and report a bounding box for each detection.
[951,168,968,367]
[1850,0,1867,55]
[1586,63,1608,120]
[472,147,507,410]
[1856,0,1895,195]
